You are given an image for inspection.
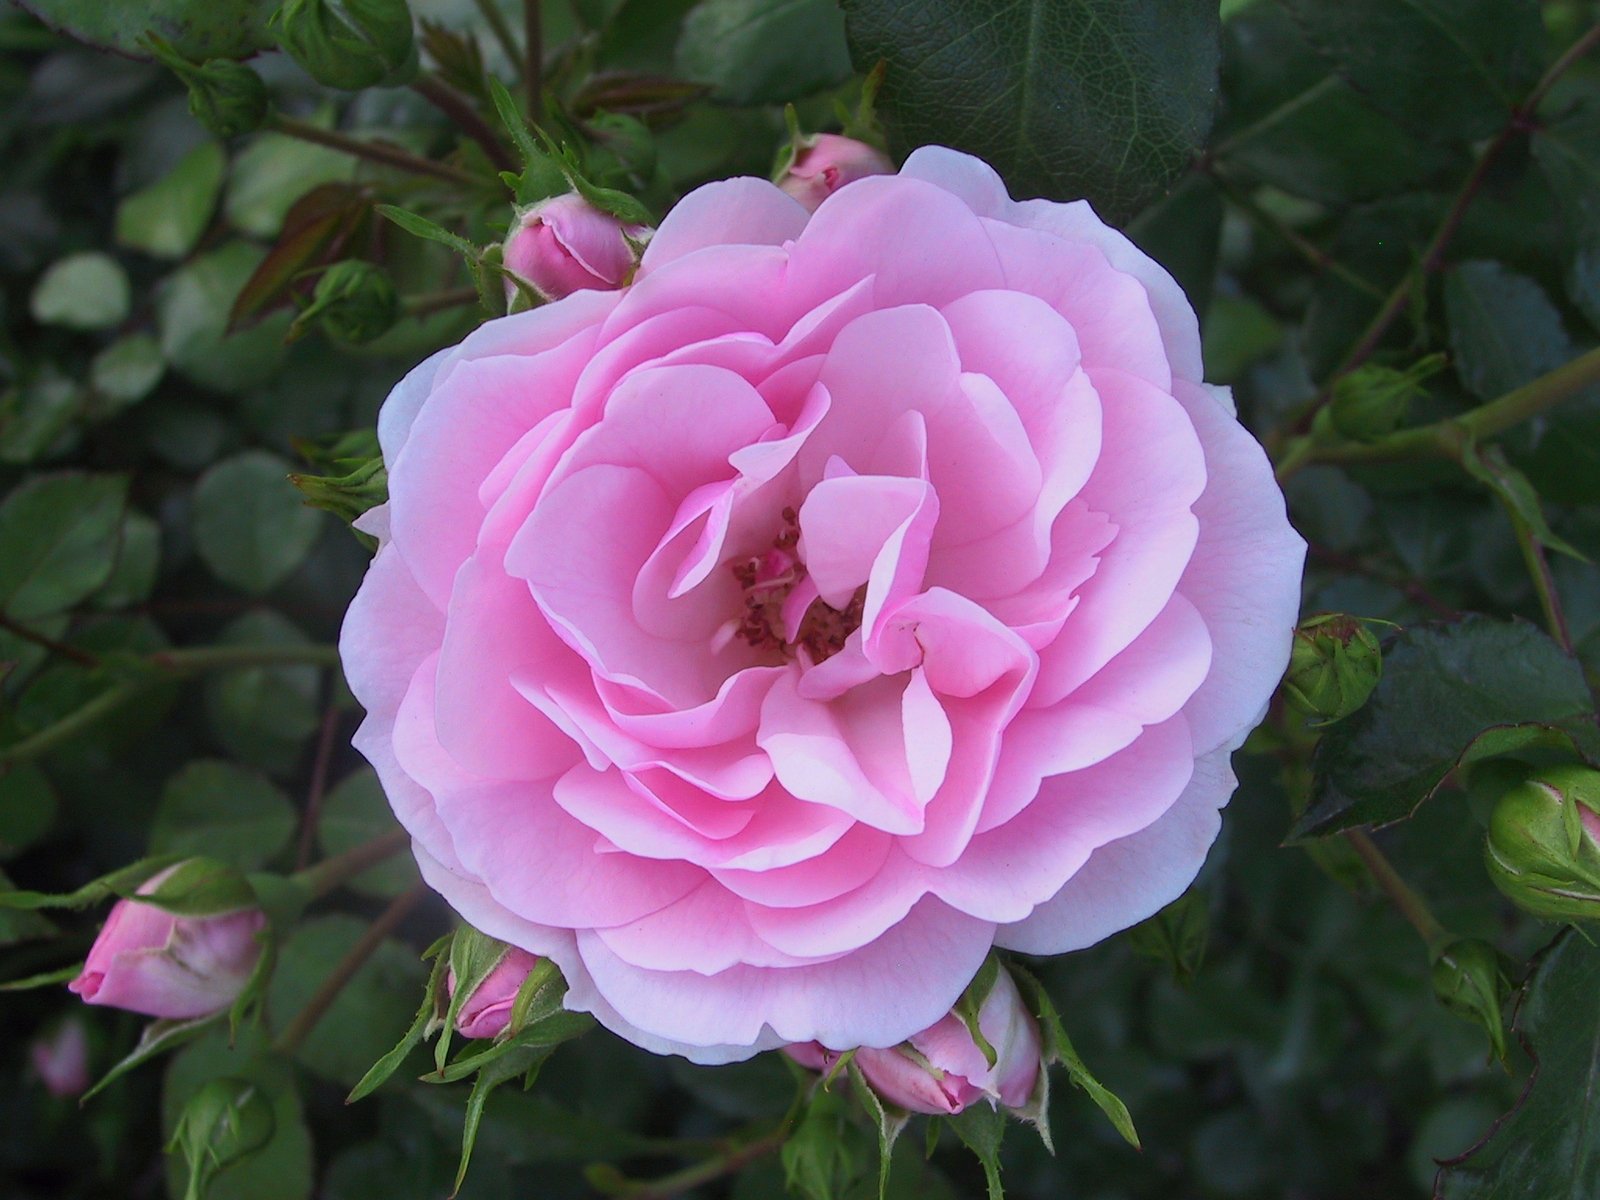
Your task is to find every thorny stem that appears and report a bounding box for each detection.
[274,884,427,1056]
[1343,830,1448,948]
[411,75,516,173]
[403,286,481,318]
[296,707,343,871]
[605,1128,789,1200]
[1499,495,1576,653]
[268,114,483,188]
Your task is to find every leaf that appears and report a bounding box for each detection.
[157,243,291,392]
[192,452,325,594]
[1462,446,1588,563]
[1434,934,1600,1198]
[29,252,130,330]
[85,1012,224,1102]
[456,1041,563,1198]
[115,141,225,260]
[14,0,275,59]
[345,938,447,1104]
[1535,98,1600,333]
[150,761,298,870]
[676,0,852,106]
[202,611,321,775]
[0,472,129,619]
[228,183,372,330]
[0,768,58,861]
[1444,262,1572,402]
[1280,0,1543,144]
[1294,617,1600,840]
[846,1060,909,1200]
[840,0,1221,223]
[1127,888,1210,985]
[316,769,416,898]
[89,336,166,411]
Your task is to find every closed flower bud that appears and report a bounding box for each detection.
[67,863,266,1021]
[186,59,270,138]
[447,947,540,1040]
[1328,354,1445,443]
[272,0,417,91]
[29,1019,90,1098]
[1430,938,1509,1060]
[786,967,1042,1116]
[502,194,648,304]
[777,134,893,213]
[293,260,401,345]
[1484,764,1600,922]
[1283,613,1382,723]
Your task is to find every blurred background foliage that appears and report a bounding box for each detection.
[2,0,1600,1197]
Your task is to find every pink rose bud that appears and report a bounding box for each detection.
[502,194,647,303]
[448,947,540,1040]
[29,1019,90,1098]
[67,864,266,1021]
[786,968,1042,1116]
[777,134,893,212]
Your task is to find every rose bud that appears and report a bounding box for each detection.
[29,1019,90,1098]
[1430,938,1509,1060]
[1326,354,1445,443]
[776,133,894,212]
[1283,613,1382,724]
[67,863,266,1020]
[448,947,540,1040]
[1484,764,1600,922]
[273,0,417,91]
[786,967,1042,1116]
[501,194,648,305]
[291,260,401,345]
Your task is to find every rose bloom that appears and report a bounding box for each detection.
[342,147,1305,1063]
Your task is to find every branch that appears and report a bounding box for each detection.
[411,76,517,173]
[267,114,483,188]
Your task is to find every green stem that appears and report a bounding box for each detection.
[274,884,427,1056]
[150,644,343,673]
[1498,494,1576,652]
[267,114,482,188]
[473,0,524,81]
[0,610,99,667]
[403,286,481,318]
[1281,343,1600,477]
[1344,830,1448,948]
[607,1128,788,1200]
[0,679,142,768]
[411,75,516,173]
[292,828,411,901]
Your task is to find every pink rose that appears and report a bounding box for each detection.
[67,864,265,1020]
[777,134,894,212]
[502,193,647,303]
[448,947,541,1039]
[342,147,1305,1064]
[786,966,1041,1114]
[30,1019,90,1098]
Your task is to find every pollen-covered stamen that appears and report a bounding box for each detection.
[725,506,864,662]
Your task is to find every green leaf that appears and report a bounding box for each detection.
[267,914,425,1087]
[1126,888,1210,984]
[1444,262,1572,402]
[1535,98,1600,333]
[202,611,321,775]
[1279,0,1543,144]
[841,0,1220,223]
[192,452,324,594]
[167,1076,276,1200]
[89,335,166,411]
[0,767,58,860]
[1435,934,1600,1198]
[29,252,130,330]
[0,472,129,619]
[150,761,297,870]
[949,1102,1005,1200]
[845,1060,908,1200]
[14,0,275,59]
[91,511,162,610]
[115,141,225,260]
[316,769,415,898]
[158,243,291,392]
[455,1040,563,1197]
[225,127,358,239]
[86,1012,224,1102]
[1295,617,1600,840]
[676,0,852,106]
[1462,445,1589,564]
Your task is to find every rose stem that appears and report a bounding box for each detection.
[0,610,100,667]
[610,1127,789,1200]
[1343,829,1448,949]
[266,114,483,188]
[293,828,412,901]
[411,75,517,173]
[296,706,344,871]
[274,884,428,1056]
[403,286,481,317]
[1496,493,1576,653]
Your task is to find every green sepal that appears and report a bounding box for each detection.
[83,1011,225,1102]
[345,932,450,1104]
[953,952,1002,1068]
[949,1101,1006,1200]
[846,1059,909,1200]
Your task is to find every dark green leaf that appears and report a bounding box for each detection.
[29,252,130,330]
[1535,98,1600,333]
[676,0,851,105]
[115,140,225,260]
[1435,934,1600,1198]
[202,610,321,774]
[15,0,275,59]
[192,452,324,594]
[1296,617,1600,839]
[841,0,1220,223]
[316,769,415,898]
[0,473,129,619]
[1444,262,1571,402]
[1011,964,1139,1148]
[1280,0,1543,144]
[150,760,298,870]
[158,243,291,392]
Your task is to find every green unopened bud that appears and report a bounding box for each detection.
[1283,613,1382,723]
[290,260,400,345]
[141,37,269,138]
[168,1077,275,1200]
[1430,939,1509,1061]
[1328,353,1446,443]
[272,0,417,91]
[1484,764,1600,922]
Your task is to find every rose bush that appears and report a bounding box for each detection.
[341,146,1305,1063]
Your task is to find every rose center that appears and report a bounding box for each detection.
[725,506,864,664]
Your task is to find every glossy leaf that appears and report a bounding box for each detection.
[16,0,275,59]
[149,761,297,870]
[676,0,851,105]
[192,452,324,594]
[841,0,1221,223]
[1444,262,1571,402]
[0,472,128,619]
